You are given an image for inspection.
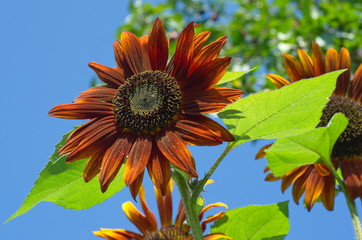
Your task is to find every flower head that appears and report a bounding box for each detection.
[93,181,229,240]
[48,18,242,197]
[257,42,362,210]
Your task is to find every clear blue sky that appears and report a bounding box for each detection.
[0,0,356,239]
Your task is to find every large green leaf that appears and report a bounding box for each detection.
[217,68,255,86]
[265,113,348,177]
[219,70,344,150]
[211,202,290,240]
[7,130,125,222]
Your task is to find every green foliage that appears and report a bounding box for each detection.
[7,130,125,222]
[216,68,255,86]
[119,0,362,93]
[211,201,290,240]
[219,70,343,150]
[266,113,348,177]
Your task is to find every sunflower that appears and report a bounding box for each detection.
[48,18,242,197]
[257,42,362,210]
[93,180,229,240]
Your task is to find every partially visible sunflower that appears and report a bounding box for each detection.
[257,42,362,211]
[94,181,229,240]
[49,18,242,197]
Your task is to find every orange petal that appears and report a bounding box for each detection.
[325,48,340,73]
[335,47,351,96]
[83,150,104,182]
[75,85,118,102]
[166,22,195,81]
[298,49,314,78]
[320,174,335,211]
[312,41,325,76]
[349,64,362,103]
[157,130,198,177]
[99,131,136,192]
[147,147,171,196]
[255,143,273,160]
[129,172,145,200]
[48,100,113,119]
[291,167,310,205]
[149,18,169,70]
[193,31,211,56]
[139,35,152,71]
[94,229,142,240]
[122,201,156,235]
[282,53,303,82]
[184,57,231,92]
[88,62,125,87]
[182,87,242,114]
[138,186,158,230]
[314,163,331,177]
[66,116,119,162]
[189,36,227,75]
[282,166,309,192]
[304,168,325,211]
[204,233,231,240]
[155,180,173,227]
[341,157,362,200]
[174,200,186,228]
[124,135,152,186]
[174,114,234,146]
[199,202,228,221]
[266,74,291,88]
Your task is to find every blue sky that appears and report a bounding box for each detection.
[0,0,357,239]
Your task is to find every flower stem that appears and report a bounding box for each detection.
[190,144,232,204]
[324,161,362,240]
[173,170,204,240]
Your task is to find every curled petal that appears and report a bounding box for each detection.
[281,166,309,192]
[266,74,291,88]
[88,62,125,87]
[204,233,231,240]
[255,143,273,160]
[75,85,117,102]
[199,202,228,221]
[122,202,155,235]
[138,186,158,230]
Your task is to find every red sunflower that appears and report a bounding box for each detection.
[93,181,229,240]
[48,18,242,197]
[257,42,362,210]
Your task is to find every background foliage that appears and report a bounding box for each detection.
[119,0,362,93]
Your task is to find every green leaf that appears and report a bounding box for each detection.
[211,201,290,240]
[266,113,348,177]
[219,70,344,150]
[217,68,255,86]
[7,129,125,222]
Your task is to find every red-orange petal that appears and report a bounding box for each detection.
[83,150,104,182]
[282,53,303,82]
[166,22,195,81]
[182,87,242,114]
[174,200,186,228]
[124,135,152,186]
[255,143,273,160]
[349,64,362,103]
[320,174,335,211]
[129,172,145,200]
[174,114,234,146]
[94,229,142,240]
[88,62,125,88]
[74,85,118,102]
[297,49,314,78]
[341,157,362,200]
[312,41,325,76]
[138,186,158,230]
[184,57,231,92]
[193,31,211,56]
[291,167,310,205]
[335,47,351,96]
[122,201,155,235]
[149,18,168,70]
[204,233,231,240]
[99,131,136,192]
[155,180,173,227]
[48,100,113,119]
[157,130,198,177]
[282,166,309,192]
[304,168,325,211]
[325,48,340,73]
[139,35,152,71]
[147,146,171,196]
[266,74,291,88]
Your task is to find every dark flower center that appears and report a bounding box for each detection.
[113,71,182,133]
[317,96,362,158]
[143,226,189,240]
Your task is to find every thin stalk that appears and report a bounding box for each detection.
[324,160,362,240]
[173,171,204,240]
[191,144,232,204]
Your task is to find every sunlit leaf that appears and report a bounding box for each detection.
[7,130,125,222]
[217,68,255,86]
[211,201,290,240]
[265,113,348,176]
[219,70,344,150]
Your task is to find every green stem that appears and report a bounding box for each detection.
[324,160,362,240]
[190,144,232,204]
[173,170,204,240]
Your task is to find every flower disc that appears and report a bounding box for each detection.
[113,70,182,133]
[318,96,362,158]
[143,227,189,240]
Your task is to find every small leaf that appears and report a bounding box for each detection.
[7,129,125,222]
[211,201,290,240]
[217,68,255,85]
[219,70,344,150]
[266,113,348,177]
